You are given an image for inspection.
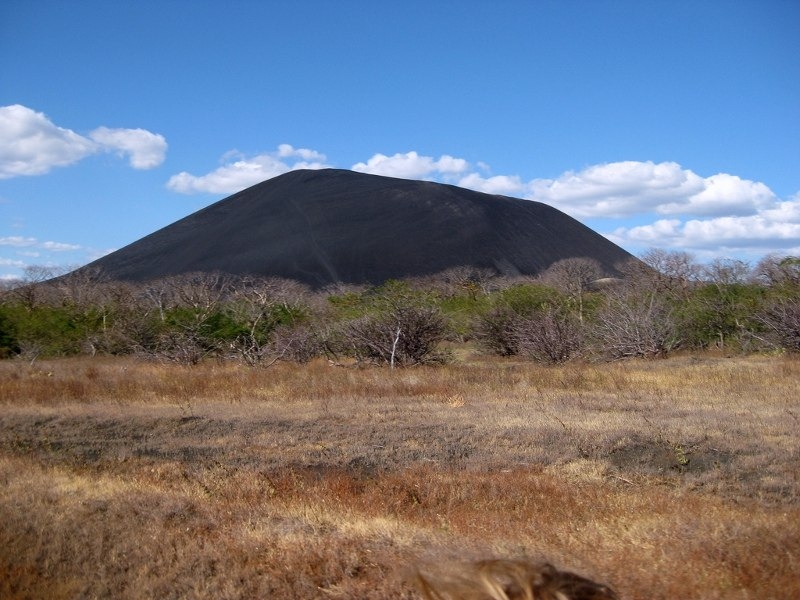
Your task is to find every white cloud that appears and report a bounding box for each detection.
[0,236,38,247]
[456,172,525,196]
[612,196,800,254]
[0,104,166,178]
[526,161,703,217]
[0,235,84,280]
[168,148,471,195]
[40,241,82,251]
[89,127,167,169]
[277,143,326,162]
[0,236,81,252]
[435,155,470,174]
[352,151,469,180]
[166,145,330,194]
[655,173,775,217]
[0,258,26,268]
[524,161,767,218]
[0,105,95,178]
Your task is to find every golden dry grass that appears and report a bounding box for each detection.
[1,353,798,599]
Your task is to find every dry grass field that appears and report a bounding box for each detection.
[1,352,798,599]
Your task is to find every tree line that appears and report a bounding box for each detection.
[1,250,798,366]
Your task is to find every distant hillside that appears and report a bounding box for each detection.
[82,168,637,287]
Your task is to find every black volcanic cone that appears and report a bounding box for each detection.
[84,169,635,287]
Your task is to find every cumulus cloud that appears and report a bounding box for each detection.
[41,241,82,251]
[0,104,166,178]
[351,151,534,197]
[524,161,778,218]
[498,159,800,257]
[352,151,469,180]
[526,161,702,217]
[167,145,330,194]
[0,105,96,178]
[89,127,167,169]
[277,143,326,162]
[0,235,84,279]
[0,258,26,268]
[167,148,471,195]
[649,173,775,217]
[0,236,80,252]
[456,172,526,196]
[0,236,38,247]
[610,195,800,255]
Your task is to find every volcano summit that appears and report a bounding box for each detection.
[84,169,636,287]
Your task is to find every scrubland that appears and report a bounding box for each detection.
[0,352,798,599]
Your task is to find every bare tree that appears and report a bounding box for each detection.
[756,296,800,352]
[91,280,156,355]
[410,266,500,298]
[540,257,602,323]
[137,272,236,364]
[169,272,235,318]
[515,308,583,364]
[588,282,679,359]
[340,304,448,367]
[748,255,800,352]
[623,249,702,302]
[752,254,800,288]
[474,307,520,356]
[53,266,107,307]
[641,248,702,281]
[7,265,64,310]
[472,282,562,357]
[269,324,322,363]
[224,276,311,365]
[703,258,751,287]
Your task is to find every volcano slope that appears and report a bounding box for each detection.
[84,168,636,287]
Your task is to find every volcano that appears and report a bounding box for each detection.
[84,168,636,287]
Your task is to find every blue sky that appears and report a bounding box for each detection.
[1,0,799,280]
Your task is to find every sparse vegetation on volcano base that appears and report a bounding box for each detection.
[1,354,798,599]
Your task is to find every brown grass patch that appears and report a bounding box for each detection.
[1,354,798,598]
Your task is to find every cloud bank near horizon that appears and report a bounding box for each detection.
[0,235,81,252]
[0,235,83,276]
[167,147,800,258]
[0,104,167,178]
